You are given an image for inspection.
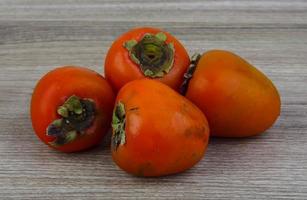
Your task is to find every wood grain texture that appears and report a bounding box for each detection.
[0,0,307,199]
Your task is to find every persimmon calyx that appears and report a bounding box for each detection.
[112,101,126,150]
[180,53,201,95]
[124,32,175,78]
[46,95,96,147]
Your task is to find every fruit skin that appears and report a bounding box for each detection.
[111,79,209,177]
[185,50,281,137]
[105,27,190,92]
[31,66,115,152]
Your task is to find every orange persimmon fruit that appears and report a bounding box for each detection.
[105,27,190,92]
[31,66,115,152]
[181,50,281,137]
[111,79,209,176]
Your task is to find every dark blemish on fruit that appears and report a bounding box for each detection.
[184,126,206,139]
[137,162,153,177]
[180,103,190,115]
[129,107,139,111]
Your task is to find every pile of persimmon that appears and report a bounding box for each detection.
[31,27,280,177]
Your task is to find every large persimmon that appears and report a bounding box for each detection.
[182,50,281,137]
[111,79,209,176]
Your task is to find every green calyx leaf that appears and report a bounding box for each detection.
[112,101,126,150]
[155,32,167,41]
[46,95,96,147]
[130,53,141,65]
[124,39,137,51]
[52,119,63,127]
[123,32,175,78]
[65,131,78,143]
[49,131,77,147]
[57,106,68,118]
[57,95,83,118]
[63,95,83,115]
[144,69,154,76]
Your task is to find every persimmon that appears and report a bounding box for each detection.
[31,66,115,152]
[182,50,281,137]
[111,79,209,177]
[105,27,190,92]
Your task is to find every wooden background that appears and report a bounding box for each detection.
[1,0,307,199]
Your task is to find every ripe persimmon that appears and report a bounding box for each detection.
[31,66,115,152]
[111,79,209,176]
[105,27,190,92]
[182,50,281,137]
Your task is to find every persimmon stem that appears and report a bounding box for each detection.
[180,53,201,95]
[124,32,175,78]
[111,101,126,150]
[46,95,96,146]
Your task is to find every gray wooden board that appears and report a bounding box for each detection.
[0,0,307,199]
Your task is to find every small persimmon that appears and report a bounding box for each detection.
[31,66,115,152]
[105,27,190,92]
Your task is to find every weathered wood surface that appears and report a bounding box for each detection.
[0,0,307,199]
